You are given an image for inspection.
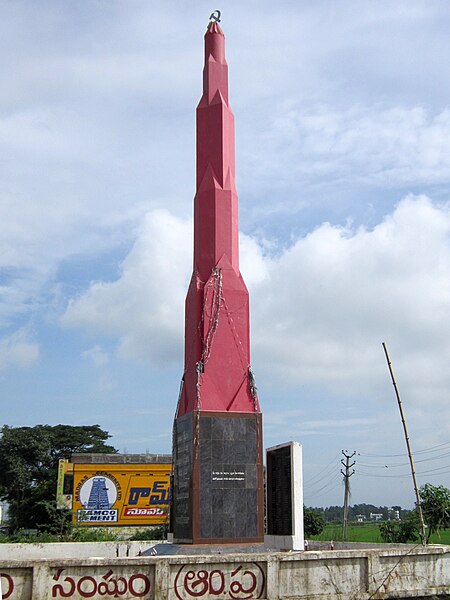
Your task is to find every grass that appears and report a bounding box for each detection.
[429,528,450,545]
[1,522,449,546]
[310,523,382,543]
[310,522,450,545]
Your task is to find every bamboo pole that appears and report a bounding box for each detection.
[382,342,426,544]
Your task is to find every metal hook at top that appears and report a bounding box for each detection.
[209,10,221,23]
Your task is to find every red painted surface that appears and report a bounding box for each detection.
[177,22,260,417]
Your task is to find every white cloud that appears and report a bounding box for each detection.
[265,410,376,434]
[62,210,191,365]
[81,345,110,367]
[61,196,450,426]
[239,233,269,287]
[97,375,115,393]
[1,1,450,505]
[0,330,39,371]
[251,105,450,191]
[251,195,450,417]
[2,1,450,353]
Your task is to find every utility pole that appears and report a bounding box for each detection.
[341,450,356,540]
[382,342,427,545]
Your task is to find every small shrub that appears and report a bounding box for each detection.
[304,507,326,537]
[69,527,119,542]
[379,514,420,544]
[129,528,153,541]
[130,525,168,541]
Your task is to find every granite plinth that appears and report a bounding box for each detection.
[172,411,264,544]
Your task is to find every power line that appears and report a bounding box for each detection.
[359,440,450,459]
[306,473,342,497]
[305,452,341,479]
[358,463,450,478]
[304,454,345,503]
[303,480,343,503]
[304,453,342,487]
[358,452,450,469]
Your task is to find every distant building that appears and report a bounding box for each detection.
[0,502,8,525]
[370,513,383,521]
[356,514,366,523]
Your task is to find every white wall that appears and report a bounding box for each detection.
[0,543,449,599]
[0,541,153,560]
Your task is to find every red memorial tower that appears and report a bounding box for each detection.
[172,18,264,544]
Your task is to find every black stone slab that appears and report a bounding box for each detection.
[199,414,260,540]
[267,444,292,535]
[172,412,193,541]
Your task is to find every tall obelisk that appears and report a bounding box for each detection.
[172,17,264,544]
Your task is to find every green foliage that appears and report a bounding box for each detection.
[129,525,168,541]
[0,424,116,532]
[128,529,152,541]
[310,521,450,545]
[304,507,326,537]
[308,504,410,523]
[0,531,59,543]
[420,483,450,542]
[379,512,420,543]
[0,527,119,543]
[0,526,166,544]
[69,527,119,542]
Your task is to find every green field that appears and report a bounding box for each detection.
[310,522,450,545]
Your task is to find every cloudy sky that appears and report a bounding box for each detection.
[1,0,450,508]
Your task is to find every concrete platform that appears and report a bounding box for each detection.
[143,542,268,555]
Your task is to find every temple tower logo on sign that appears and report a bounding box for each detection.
[76,474,121,523]
[81,477,117,510]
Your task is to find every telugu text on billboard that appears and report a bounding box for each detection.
[72,463,171,526]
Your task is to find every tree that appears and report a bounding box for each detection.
[419,483,450,542]
[304,506,326,537]
[379,512,420,543]
[0,424,117,532]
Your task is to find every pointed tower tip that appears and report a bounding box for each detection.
[207,10,223,35]
[206,21,224,35]
[204,11,226,65]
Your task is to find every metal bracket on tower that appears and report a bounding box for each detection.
[209,10,221,23]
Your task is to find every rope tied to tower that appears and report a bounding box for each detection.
[195,267,223,411]
[221,294,249,372]
[197,267,223,370]
[248,364,260,412]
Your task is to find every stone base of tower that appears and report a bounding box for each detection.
[172,411,264,544]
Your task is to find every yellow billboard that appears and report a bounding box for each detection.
[72,463,171,526]
[56,459,74,510]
